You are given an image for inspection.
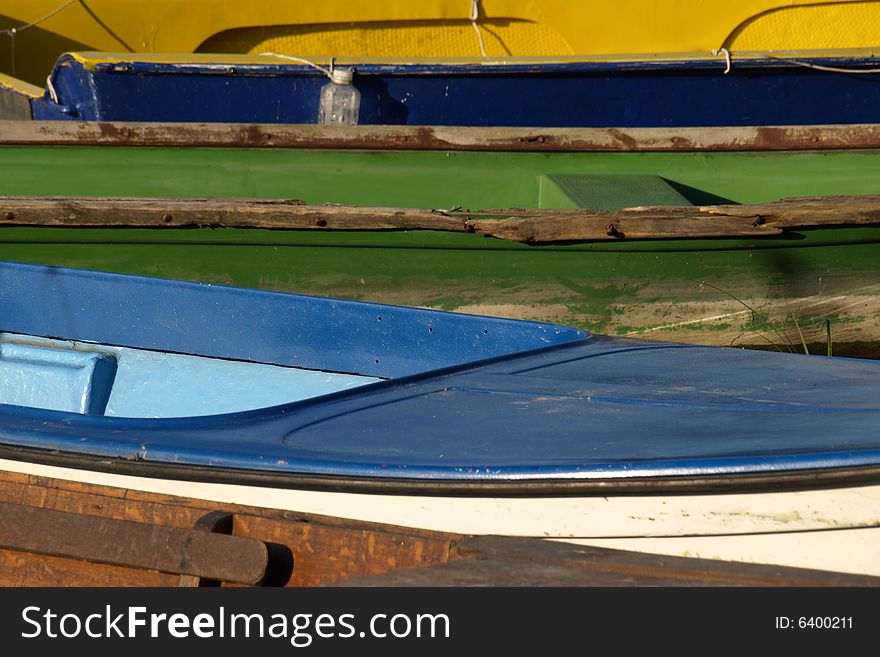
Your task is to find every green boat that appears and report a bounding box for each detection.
[1,120,879,357]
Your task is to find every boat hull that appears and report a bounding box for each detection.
[25,52,880,127]
[4,228,877,357]
[5,458,880,578]
[4,0,880,86]
[1,261,879,579]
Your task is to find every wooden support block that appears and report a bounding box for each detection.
[0,501,269,585]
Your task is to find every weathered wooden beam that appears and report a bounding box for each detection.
[467,209,779,242]
[699,194,880,228]
[3,120,880,151]
[467,196,880,242]
[454,536,880,587]
[333,536,880,587]
[0,501,270,585]
[0,469,460,587]
[0,196,466,232]
[2,194,879,242]
[177,511,236,588]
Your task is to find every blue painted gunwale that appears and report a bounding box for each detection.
[1,260,879,492]
[30,52,880,127]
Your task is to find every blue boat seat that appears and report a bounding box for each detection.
[0,341,116,415]
[0,334,380,419]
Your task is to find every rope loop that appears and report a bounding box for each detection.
[711,47,732,74]
[470,0,488,58]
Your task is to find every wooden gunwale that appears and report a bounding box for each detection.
[4,120,880,152]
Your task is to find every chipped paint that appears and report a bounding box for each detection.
[7,120,880,152]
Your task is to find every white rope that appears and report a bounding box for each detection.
[712,47,880,75]
[258,52,334,78]
[46,74,59,104]
[764,53,880,74]
[711,47,732,74]
[470,0,487,58]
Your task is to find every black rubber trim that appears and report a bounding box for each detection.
[2,444,880,497]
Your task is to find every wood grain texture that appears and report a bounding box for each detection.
[0,501,269,584]
[3,469,880,586]
[1,194,878,242]
[335,536,880,587]
[0,469,458,587]
[3,121,880,152]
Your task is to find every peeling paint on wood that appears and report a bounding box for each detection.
[5,120,880,151]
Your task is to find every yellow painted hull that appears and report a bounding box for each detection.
[3,1,880,84]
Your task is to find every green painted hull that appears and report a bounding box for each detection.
[2,146,879,356]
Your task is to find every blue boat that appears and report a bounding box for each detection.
[1,260,879,576]
[6,50,880,126]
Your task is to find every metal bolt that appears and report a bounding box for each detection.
[3,212,13,220]
[162,214,173,223]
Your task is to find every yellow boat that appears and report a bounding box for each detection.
[2,0,880,85]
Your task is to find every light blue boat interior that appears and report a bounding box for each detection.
[0,333,381,418]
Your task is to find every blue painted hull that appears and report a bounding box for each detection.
[30,53,880,127]
[0,260,878,491]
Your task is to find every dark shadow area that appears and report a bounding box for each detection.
[661,178,739,205]
[0,15,92,84]
[357,76,409,125]
[262,542,295,586]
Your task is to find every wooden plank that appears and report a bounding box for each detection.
[0,550,180,586]
[0,196,464,232]
[335,536,880,587]
[3,469,880,587]
[0,501,270,585]
[0,469,460,587]
[3,194,880,242]
[0,89,31,121]
[466,209,778,241]
[3,120,880,152]
[468,196,880,241]
[177,511,235,587]
[700,194,880,228]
